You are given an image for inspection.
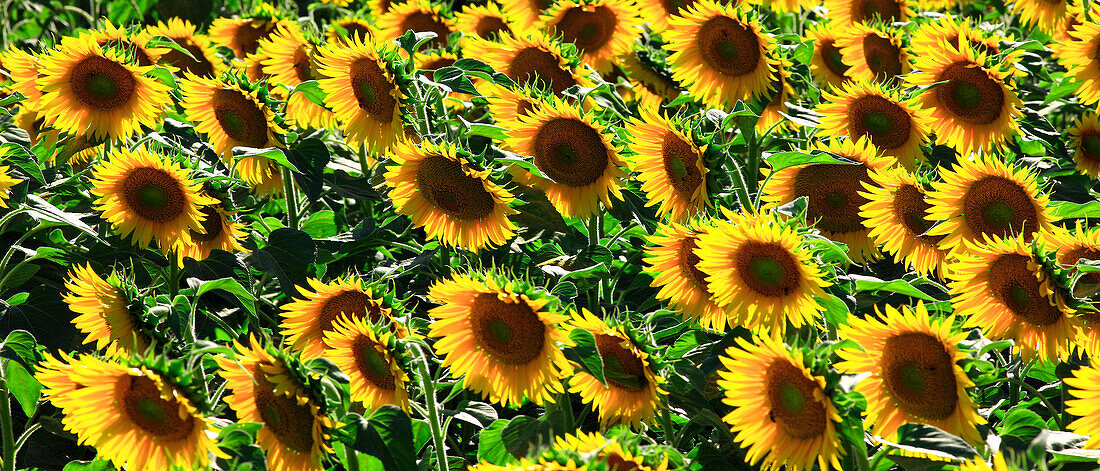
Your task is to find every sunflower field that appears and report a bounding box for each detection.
[7,0,1100,470]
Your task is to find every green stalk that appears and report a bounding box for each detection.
[847,422,871,471]
[659,396,678,448]
[414,345,448,471]
[1,376,15,471]
[986,377,1064,430]
[344,443,361,471]
[587,213,600,248]
[745,130,762,199]
[168,261,181,304]
[281,166,299,230]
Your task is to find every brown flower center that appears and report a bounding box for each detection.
[881,332,959,420]
[860,32,902,83]
[661,130,703,198]
[852,0,904,23]
[253,366,316,453]
[820,39,849,78]
[414,154,495,220]
[469,292,547,365]
[678,235,709,289]
[159,38,216,78]
[848,94,912,150]
[475,16,511,39]
[71,55,137,111]
[764,358,827,440]
[594,333,647,391]
[350,57,398,121]
[987,254,1063,326]
[793,163,872,235]
[892,184,944,244]
[120,374,196,441]
[961,176,1040,242]
[696,15,761,77]
[508,46,579,94]
[400,11,453,49]
[934,62,1005,125]
[319,290,383,335]
[212,88,270,148]
[189,206,225,243]
[532,117,610,187]
[552,5,617,54]
[735,241,802,297]
[353,335,397,390]
[122,167,187,223]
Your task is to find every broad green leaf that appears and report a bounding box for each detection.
[4,359,41,416]
[477,419,512,465]
[849,275,936,301]
[564,328,605,384]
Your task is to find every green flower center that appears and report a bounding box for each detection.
[951,82,982,110]
[862,111,894,135]
[718,41,739,61]
[749,256,786,289]
[138,184,169,210]
[360,346,391,380]
[898,363,925,393]
[983,200,1015,227]
[87,73,119,100]
[359,80,376,107]
[553,144,579,165]
[488,319,513,344]
[777,382,805,416]
[1008,284,1031,309]
[579,23,599,41]
[220,110,245,136]
[133,397,168,423]
[1084,135,1100,156]
[826,49,846,72]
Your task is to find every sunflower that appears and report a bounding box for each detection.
[379,0,458,50]
[762,137,895,262]
[837,23,910,86]
[695,209,831,332]
[14,106,60,160]
[836,302,984,444]
[477,81,546,130]
[805,22,849,90]
[925,155,1055,256]
[259,24,337,130]
[1068,112,1100,178]
[910,15,1005,59]
[326,17,377,45]
[817,80,931,170]
[554,431,670,470]
[645,220,734,331]
[1011,0,1068,33]
[464,31,591,95]
[717,334,843,471]
[215,336,333,471]
[415,50,458,81]
[280,276,406,359]
[87,21,163,67]
[567,309,666,429]
[859,167,947,278]
[1042,220,1100,290]
[539,0,643,75]
[316,36,405,152]
[1053,1,1087,49]
[0,163,22,209]
[35,37,170,141]
[956,453,1013,471]
[144,18,223,78]
[63,264,148,353]
[625,107,708,222]
[637,0,699,32]
[906,42,1022,155]
[209,16,287,59]
[370,0,397,15]
[664,1,775,108]
[1064,359,1100,450]
[620,51,682,108]
[503,99,627,219]
[756,57,796,134]
[174,202,250,264]
[947,234,1077,364]
[322,315,411,412]
[3,46,44,108]
[825,0,911,25]
[747,0,811,14]
[90,145,216,250]
[36,353,224,471]
[427,272,573,407]
[502,0,557,28]
[237,153,285,196]
[455,3,517,40]
[179,74,284,161]
[385,141,518,251]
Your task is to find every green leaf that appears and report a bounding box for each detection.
[464,123,509,141]
[0,263,39,294]
[477,419,512,465]
[4,359,41,416]
[289,80,329,109]
[564,328,605,384]
[349,406,416,471]
[301,210,338,238]
[0,91,26,108]
[764,150,857,173]
[500,415,553,458]
[192,277,257,317]
[245,228,317,297]
[62,459,116,471]
[146,35,199,61]
[880,424,978,461]
[1049,201,1100,219]
[999,407,1046,444]
[232,147,300,173]
[0,330,39,373]
[24,195,107,243]
[1,143,44,184]
[849,275,936,301]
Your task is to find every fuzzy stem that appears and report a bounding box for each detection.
[414,345,448,471]
[0,376,15,471]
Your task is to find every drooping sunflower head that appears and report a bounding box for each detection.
[214,336,335,471]
[906,41,1022,155]
[695,208,832,332]
[501,0,559,28]
[63,263,152,354]
[926,155,1056,255]
[36,352,224,471]
[625,107,709,222]
[87,20,164,67]
[1068,112,1100,178]
[620,49,683,108]
[326,17,377,46]
[504,99,628,219]
[911,15,1006,60]
[805,21,849,90]
[236,152,285,196]
[836,302,984,444]
[427,271,574,407]
[825,0,911,25]
[717,334,843,471]
[90,145,218,250]
[0,146,24,209]
[859,167,948,278]
[144,18,224,78]
[567,309,666,429]
[947,234,1077,364]
[281,275,407,359]
[179,73,285,161]
[209,13,292,59]
[644,218,735,331]
[664,0,775,108]
[35,36,171,141]
[1011,0,1068,32]
[257,23,338,130]
[379,0,458,50]
[456,3,517,41]
[464,31,592,95]
[1065,358,1100,450]
[173,196,251,265]
[4,46,44,108]
[316,35,407,152]
[385,140,518,251]
[539,0,643,74]
[762,137,896,262]
[817,79,932,170]
[322,314,411,412]
[836,22,910,86]
[553,430,670,470]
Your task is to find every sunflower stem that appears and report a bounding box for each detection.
[0,376,15,471]
[281,166,299,230]
[986,376,1064,430]
[413,345,448,471]
[848,425,871,471]
[344,442,361,471]
[659,395,678,448]
[746,129,761,201]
